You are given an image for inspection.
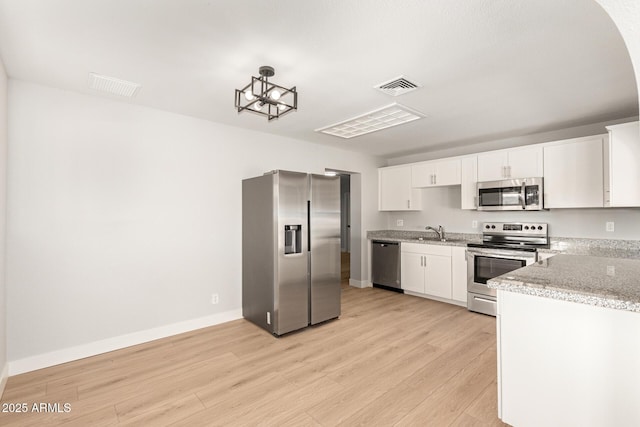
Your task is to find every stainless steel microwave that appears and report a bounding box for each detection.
[477,177,544,211]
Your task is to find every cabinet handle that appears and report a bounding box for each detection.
[507,165,511,177]
[502,166,506,178]
[407,200,410,209]
[433,174,437,185]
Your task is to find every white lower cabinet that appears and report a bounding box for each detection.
[401,243,452,299]
[497,290,640,426]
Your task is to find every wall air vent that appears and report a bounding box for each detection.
[88,72,141,97]
[374,76,421,96]
[315,103,425,139]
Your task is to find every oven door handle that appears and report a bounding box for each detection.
[466,248,536,261]
[473,296,496,304]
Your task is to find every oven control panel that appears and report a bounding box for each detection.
[482,222,547,236]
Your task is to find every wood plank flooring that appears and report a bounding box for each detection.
[0,285,506,426]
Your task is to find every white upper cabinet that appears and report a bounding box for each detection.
[604,121,640,207]
[378,165,421,211]
[477,146,543,182]
[411,158,461,187]
[477,151,507,182]
[460,156,478,210]
[543,135,606,208]
[378,123,638,212]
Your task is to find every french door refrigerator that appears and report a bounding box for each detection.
[242,170,341,336]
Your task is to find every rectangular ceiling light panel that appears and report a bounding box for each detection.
[88,72,141,97]
[316,103,425,139]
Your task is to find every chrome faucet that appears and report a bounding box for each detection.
[425,225,446,241]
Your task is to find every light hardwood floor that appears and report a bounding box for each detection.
[0,284,506,426]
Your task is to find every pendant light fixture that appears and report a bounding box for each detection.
[234,66,297,121]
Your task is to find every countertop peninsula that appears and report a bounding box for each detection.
[488,254,640,312]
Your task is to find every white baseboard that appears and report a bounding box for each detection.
[9,309,242,376]
[349,278,371,288]
[0,362,8,399]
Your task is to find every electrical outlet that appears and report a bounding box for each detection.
[606,265,615,276]
[606,222,615,232]
[211,294,219,304]
[396,219,404,227]
[471,220,478,229]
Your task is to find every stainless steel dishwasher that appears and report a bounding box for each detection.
[371,240,402,293]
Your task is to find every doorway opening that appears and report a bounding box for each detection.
[325,168,358,288]
[340,174,350,286]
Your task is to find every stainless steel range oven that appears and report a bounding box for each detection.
[466,222,549,316]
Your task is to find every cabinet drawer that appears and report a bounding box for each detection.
[401,242,452,256]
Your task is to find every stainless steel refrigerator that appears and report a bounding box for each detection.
[242,170,341,336]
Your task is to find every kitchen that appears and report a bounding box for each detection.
[0,1,639,426]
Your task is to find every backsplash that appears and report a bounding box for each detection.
[386,186,640,240]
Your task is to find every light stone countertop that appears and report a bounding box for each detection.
[367,230,481,247]
[488,254,640,313]
[368,230,640,312]
[367,230,640,258]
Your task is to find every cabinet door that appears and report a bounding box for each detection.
[451,246,468,302]
[460,156,477,210]
[411,162,436,187]
[543,136,604,208]
[477,151,508,182]
[412,159,461,187]
[379,166,421,211]
[606,121,640,207]
[434,158,461,186]
[424,254,452,299]
[401,252,425,293]
[507,146,543,179]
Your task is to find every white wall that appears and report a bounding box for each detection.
[386,117,636,166]
[6,81,384,371]
[0,56,8,394]
[387,186,640,240]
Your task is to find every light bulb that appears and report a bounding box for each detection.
[244,89,254,101]
[254,102,263,111]
[270,89,281,100]
[277,103,286,111]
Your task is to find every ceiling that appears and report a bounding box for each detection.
[0,0,637,158]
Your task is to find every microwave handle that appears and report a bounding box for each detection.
[520,181,526,210]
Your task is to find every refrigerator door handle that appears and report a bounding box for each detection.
[307,200,311,252]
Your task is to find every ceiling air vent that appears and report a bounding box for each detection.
[88,72,141,98]
[374,76,421,96]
